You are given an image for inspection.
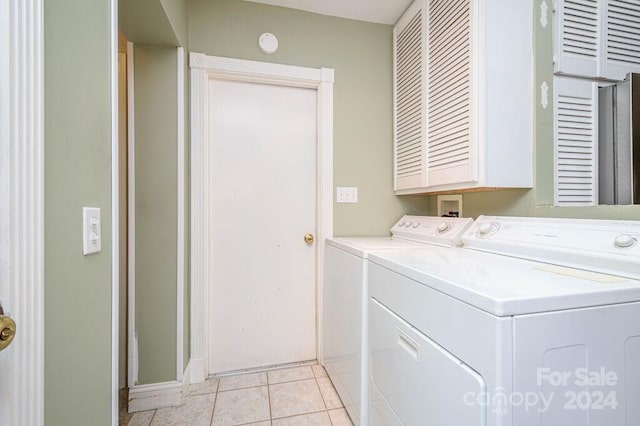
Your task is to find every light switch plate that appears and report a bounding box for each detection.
[83,207,101,255]
[336,187,358,203]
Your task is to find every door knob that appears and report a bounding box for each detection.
[0,304,16,352]
[304,233,315,245]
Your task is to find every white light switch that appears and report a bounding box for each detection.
[83,207,101,255]
[336,187,358,203]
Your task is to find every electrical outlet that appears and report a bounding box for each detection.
[83,207,101,255]
[336,187,358,203]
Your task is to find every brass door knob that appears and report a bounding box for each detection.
[304,233,315,245]
[0,315,16,352]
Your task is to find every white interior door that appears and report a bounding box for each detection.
[1,0,44,423]
[208,79,318,374]
[0,3,11,421]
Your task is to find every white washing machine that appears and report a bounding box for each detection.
[323,215,474,425]
[368,216,640,426]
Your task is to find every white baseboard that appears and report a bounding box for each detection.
[189,357,206,384]
[128,360,194,413]
[128,381,183,413]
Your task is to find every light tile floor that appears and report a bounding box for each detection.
[121,364,353,426]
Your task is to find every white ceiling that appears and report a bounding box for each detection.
[243,0,413,25]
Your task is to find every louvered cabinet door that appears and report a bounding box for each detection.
[554,0,600,78]
[426,0,474,187]
[604,0,640,80]
[553,76,599,206]
[394,0,427,191]
[555,0,640,80]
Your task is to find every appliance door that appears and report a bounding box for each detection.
[370,298,487,426]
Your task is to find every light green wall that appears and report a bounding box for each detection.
[120,0,179,46]
[188,0,429,236]
[161,0,189,47]
[134,44,179,384]
[44,0,113,424]
[425,0,640,221]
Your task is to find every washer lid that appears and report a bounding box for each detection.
[368,247,640,317]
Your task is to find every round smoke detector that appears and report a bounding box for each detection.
[259,33,278,54]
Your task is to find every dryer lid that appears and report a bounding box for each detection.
[463,216,640,281]
[368,246,640,317]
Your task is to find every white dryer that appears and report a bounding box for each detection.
[367,216,640,426]
[323,215,474,425]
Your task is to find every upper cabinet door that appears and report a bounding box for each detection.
[426,0,475,187]
[393,0,427,192]
[553,76,599,206]
[604,0,640,80]
[554,0,640,80]
[554,0,601,78]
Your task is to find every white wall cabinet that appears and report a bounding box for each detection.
[554,0,640,81]
[393,0,533,194]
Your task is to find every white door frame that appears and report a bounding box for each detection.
[188,53,334,383]
[110,0,119,423]
[0,0,44,424]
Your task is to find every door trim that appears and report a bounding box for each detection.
[0,0,44,423]
[126,41,138,388]
[176,46,186,382]
[188,53,334,382]
[110,0,120,423]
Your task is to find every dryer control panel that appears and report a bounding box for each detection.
[391,215,474,247]
[464,216,640,280]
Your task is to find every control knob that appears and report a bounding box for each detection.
[437,222,451,234]
[404,222,413,227]
[478,222,494,235]
[614,234,637,248]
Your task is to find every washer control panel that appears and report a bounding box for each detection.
[463,216,640,280]
[391,215,475,247]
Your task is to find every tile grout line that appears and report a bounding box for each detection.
[316,369,337,425]
[313,365,337,425]
[217,375,315,394]
[148,408,157,426]
[266,370,274,424]
[315,370,344,426]
[315,376,330,413]
[209,379,220,426]
[270,408,332,423]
